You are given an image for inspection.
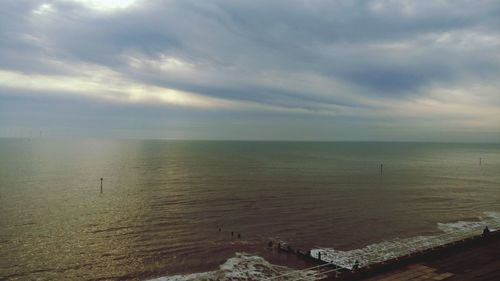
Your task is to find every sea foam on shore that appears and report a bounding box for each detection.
[150,212,500,280]
[149,252,323,281]
[310,211,500,269]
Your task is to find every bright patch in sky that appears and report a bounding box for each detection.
[33,3,54,14]
[70,0,137,11]
[0,69,240,109]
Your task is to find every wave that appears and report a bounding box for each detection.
[310,211,500,270]
[149,252,323,281]
[150,212,500,280]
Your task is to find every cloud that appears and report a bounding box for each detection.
[0,0,499,140]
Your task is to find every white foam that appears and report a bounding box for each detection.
[150,212,500,279]
[311,211,500,270]
[149,252,323,281]
[438,212,500,233]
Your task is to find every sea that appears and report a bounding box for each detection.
[1,139,499,280]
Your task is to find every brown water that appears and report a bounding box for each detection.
[1,139,499,280]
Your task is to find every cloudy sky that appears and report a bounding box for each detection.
[1,0,499,141]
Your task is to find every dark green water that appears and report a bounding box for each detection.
[0,139,499,280]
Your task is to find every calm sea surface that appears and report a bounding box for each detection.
[1,139,499,280]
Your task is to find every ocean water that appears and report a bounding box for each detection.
[1,139,499,280]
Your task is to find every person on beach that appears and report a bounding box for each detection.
[483,226,490,237]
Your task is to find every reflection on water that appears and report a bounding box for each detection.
[0,140,499,280]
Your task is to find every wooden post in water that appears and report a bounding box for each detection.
[100,177,103,193]
[380,163,383,176]
[479,157,482,166]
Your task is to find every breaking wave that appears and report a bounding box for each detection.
[149,252,323,281]
[150,212,500,280]
[310,211,500,270]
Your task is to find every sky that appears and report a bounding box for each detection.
[0,0,499,141]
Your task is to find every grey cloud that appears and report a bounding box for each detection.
[1,0,500,140]
[2,1,500,92]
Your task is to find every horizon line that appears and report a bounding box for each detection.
[1,136,499,144]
